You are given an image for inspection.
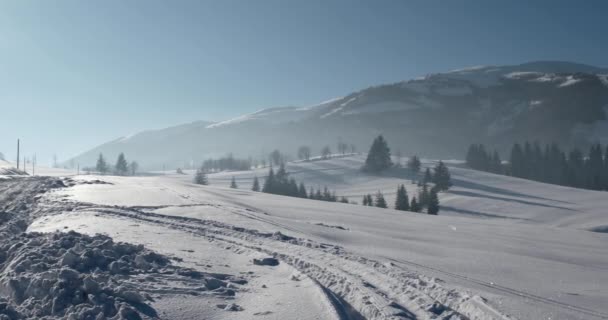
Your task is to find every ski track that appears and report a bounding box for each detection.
[39,194,508,320]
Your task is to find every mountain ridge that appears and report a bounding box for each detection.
[68,61,608,170]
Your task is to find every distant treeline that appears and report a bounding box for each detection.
[201,154,252,172]
[258,164,345,203]
[91,153,139,176]
[466,142,608,191]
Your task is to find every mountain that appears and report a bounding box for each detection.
[70,61,608,170]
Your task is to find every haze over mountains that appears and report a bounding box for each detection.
[69,61,608,169]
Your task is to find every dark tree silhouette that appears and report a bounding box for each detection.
[252,176,260,191]
[363,135,392,172]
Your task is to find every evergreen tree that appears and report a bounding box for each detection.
[407,155,421,173]
[410,196,421,212]
[315,188,322,200]
[298,182,308,198]
[309,186,315,199]
[128,161,139,176]
[423,168,432,184]
[96,153,108,175]
[322,186,331,201]
[604,146,608,190]
[418,184,430,208]
[262,167,275,193]
[510,143,525,178]
[115,153,128,176]
[394,184,410,211]
[427,189,440,215]
[194,169,208,185]
[252,176,260,191]
[587,144,603,190]
[362,195,369,206]
[374,191,387,208]
[340,196,349,203]
[432,161,452,191]
[363,135,393,172]
[230,176,238,189]
[288,178,299,197]
[367,194,374,206]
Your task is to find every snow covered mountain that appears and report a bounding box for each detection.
[70,61,608,169]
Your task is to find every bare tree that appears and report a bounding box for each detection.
[269,149,283,166]
[321,146,332,159]
[297,146,312,161]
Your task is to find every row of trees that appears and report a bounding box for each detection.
[362,183,440,214]
[95,153,138,176]
[201,154,252,172]
[466,142,608,191]
[296,143,357,162]
[256,164,343,202]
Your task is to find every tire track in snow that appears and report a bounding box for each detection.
[385,257,608,320]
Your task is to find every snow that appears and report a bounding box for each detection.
[401,81,431,94]
[599,74,608,87]
[4,153,608,319]
[341,101,422,115]
[503,71,544,79]
[559,75,583,87]
[434,85,472,96]
[206,107,313,128]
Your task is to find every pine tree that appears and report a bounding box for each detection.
[510,143,525,177]
[407,155,421,173]
[374,191,387,208]
[340,196,349,203]
[427,188,440,215]
[423,168,432,184]
[432,161,452,191]
[410,196,421,212]
[315,188,322,200]
[418,183,430,208]
[252,176,260,191]
[230,176,238,189]
[362,195,369,206]
[262,167,275,193]
[309,186,315,199]
[363,135,393,172]
[96,153,108,175]
[298,182,308,198]
[323,186,331,201]
[288,178,299,197]
[128,161,139,176]
[394,184,409,211]
[115,153,128,176]
[194,169,208,185]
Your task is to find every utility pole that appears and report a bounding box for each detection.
[16,139,20,169]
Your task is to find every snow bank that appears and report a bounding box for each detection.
[0,177,234,320]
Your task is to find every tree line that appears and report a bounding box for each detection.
[94,153,138,176]
[194,134,452,215]
[466,142,608,191]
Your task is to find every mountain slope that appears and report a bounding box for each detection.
[70,61,608,170]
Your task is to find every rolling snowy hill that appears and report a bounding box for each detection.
[8,154,606,319]
[68,61,608,170]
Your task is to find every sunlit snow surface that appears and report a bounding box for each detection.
[21,155,608,320]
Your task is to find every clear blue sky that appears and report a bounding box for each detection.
[0,0,606,164]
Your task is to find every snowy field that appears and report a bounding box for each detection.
[1,155,608,319]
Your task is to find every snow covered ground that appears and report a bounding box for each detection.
[2,155,608,319]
